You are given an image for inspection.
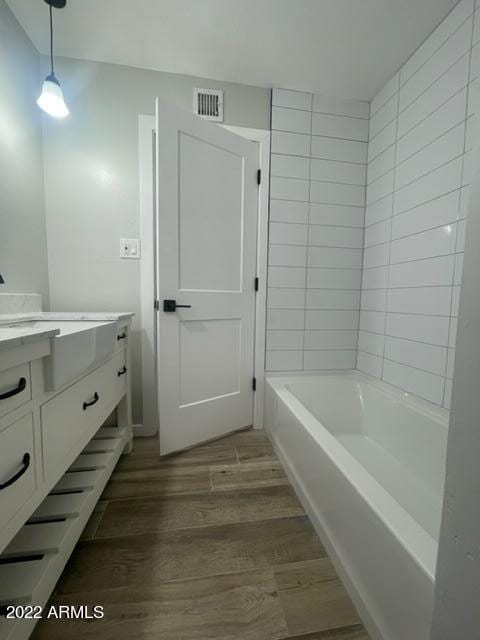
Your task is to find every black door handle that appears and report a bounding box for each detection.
[163,299,192,312]
[0,453,30,490]
[117,332,127,341]
[117,366,127,377]
[83,392,99,410]
[0,377,27,401]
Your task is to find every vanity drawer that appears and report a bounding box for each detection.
[0,364,31,419]
[0,413,36,531]
[41,351,126,485]
[115,326,129,353]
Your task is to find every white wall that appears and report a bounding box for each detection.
[267,88,369,372]
[0,0,49,303]
[41,56,271,425]
[357,0,478,409]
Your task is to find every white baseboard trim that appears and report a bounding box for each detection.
[132,423,158,437]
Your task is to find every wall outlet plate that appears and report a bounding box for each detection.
[120,238,141,259]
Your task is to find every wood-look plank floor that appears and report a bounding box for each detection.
[32,429,370,640]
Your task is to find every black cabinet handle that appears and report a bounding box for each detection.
[117,366,127,377]
[83,392,99,410]
[0,453,30,490]
[163,299,192,312]
[0,377,27,401]
[117,333,127,341]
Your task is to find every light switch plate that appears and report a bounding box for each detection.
[120,238,141,259]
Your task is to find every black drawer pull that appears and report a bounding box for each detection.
[0,377,27,401]
[117,366,127,377]
[0,453,30,490]
[117,333,127,341]
[83,392,99,410]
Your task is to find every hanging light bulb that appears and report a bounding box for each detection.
[37,74,68,118]
[37,0,69,118]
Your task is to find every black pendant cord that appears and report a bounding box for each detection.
[49,3,54,76]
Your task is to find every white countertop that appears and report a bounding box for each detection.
[0,312,134,351]
[0,311,134,325]
[0,326,60,351]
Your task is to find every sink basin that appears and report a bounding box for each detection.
[6,320,117,390]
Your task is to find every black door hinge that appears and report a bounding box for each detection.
[254,277,259,292]
[257,169,261,185]
[154,299,160,310]
[252,377,257,392]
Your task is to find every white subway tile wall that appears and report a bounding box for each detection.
[267,88,369,371]
[267,1,478,407]
[357,0,478,409]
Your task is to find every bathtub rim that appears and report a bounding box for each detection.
[266,369,443,582]
[268,369,449,427]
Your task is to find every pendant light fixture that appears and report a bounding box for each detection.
[37,0,69,118]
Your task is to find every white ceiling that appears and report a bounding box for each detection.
[7,0,459,100]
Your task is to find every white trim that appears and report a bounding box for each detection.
[222,126,270,429]
[139,116,270,434]
[132,423,152,437]
[139,114,158,436]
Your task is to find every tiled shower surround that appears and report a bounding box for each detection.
[357,0,478,409]
[267,0,479,409]
[267,89,369,373]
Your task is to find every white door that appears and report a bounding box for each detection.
[156,100,259,454]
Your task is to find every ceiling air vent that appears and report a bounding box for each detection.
[194,88,224,122]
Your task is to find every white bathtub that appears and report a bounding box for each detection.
[265,370,448,640]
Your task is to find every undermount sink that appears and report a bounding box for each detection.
[6,320,117,390]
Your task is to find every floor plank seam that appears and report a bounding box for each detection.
[101,477,292,502]
[56,560,337,597]
[93,511,312,540]
[73,514,322,547]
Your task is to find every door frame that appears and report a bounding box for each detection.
[138,113,270,437]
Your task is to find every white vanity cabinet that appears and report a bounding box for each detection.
[0,316,133,640]
[41,350,127,486]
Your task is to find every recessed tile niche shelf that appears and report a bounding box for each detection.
[0,427,128,640]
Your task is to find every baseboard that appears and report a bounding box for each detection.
[132,423,157,437]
